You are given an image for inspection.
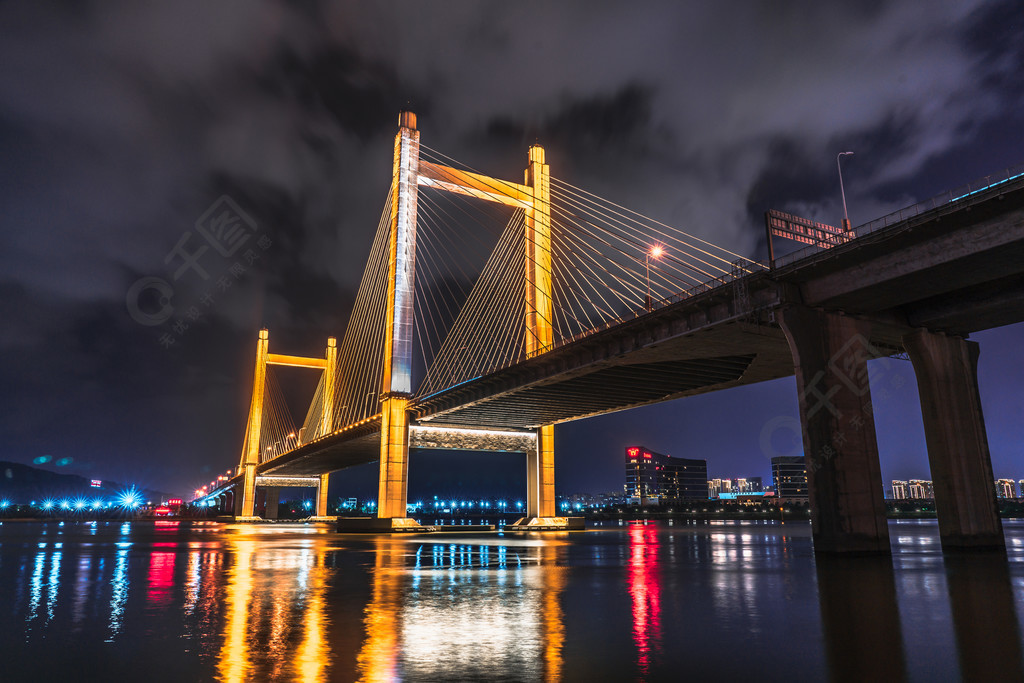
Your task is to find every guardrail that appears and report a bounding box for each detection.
[773,164,1024,269]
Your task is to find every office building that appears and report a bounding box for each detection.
[625,446,707,505]
[995,479,1017,499]
[771,456,808,500]
[908,480,934,499]
[891,480,908,500]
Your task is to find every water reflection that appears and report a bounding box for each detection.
[944,552,1024,680]
[1,520,1024,680]
[108,546,129,640]
[627,524,661,676]
[215,528,333,682]
[357,536,567,682]
[815,556,907,682]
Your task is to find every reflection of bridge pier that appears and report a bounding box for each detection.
[356,537,567,680]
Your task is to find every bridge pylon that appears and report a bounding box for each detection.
[235,329,339,521]
[364,112,573,530]
[236,329,269,520]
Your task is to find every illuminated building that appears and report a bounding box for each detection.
[624,446,707,505]
[708,476,763,499]
[892,480,908,500]
[770,456,808,500]
[995,479,1017,499]
[908,480,934,499]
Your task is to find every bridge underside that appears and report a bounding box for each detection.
[415,320,795,429]
[416,320,797,428]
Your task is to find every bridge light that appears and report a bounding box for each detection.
[42,499,55,510]
[645,246,664,311]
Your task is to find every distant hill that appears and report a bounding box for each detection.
[0,461,172,504]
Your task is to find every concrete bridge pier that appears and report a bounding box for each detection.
[526,425,556,519]
[315,473,331,518]
[512,425,583,530]
[902,329,1004,550]
[779,305,890,554]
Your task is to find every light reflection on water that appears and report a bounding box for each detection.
[0,519,1022,680]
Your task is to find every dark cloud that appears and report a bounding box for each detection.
[1,0,1022,495]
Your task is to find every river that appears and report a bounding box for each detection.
[1,519,1022,681]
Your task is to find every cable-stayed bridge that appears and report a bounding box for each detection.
[196,111,1024,553]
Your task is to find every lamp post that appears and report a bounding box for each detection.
[645,245,663,311]
[837,151,854,231]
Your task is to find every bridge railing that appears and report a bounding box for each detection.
[772,163,1024,269]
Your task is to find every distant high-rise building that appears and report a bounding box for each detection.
[771,456,808,500]
[907,480,934,499]
[891,480,908,500]
[742,477,763,493]
[1019,480,1024,498]
[708,476,764,499]
[625,447,707,505]
[995,479,1017,499]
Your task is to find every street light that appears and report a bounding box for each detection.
[837,151,854,231]
[645,245,664,311]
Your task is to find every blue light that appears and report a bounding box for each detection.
[74,499,86,510]
[118,489,142,509]
[61,500,71,510]
[42,499,55,510]
[0,500,9,509]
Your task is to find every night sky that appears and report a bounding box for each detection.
[2,1,1022,499]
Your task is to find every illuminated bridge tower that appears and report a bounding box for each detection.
[376,111,421,528]
[236,329,337,521]
[373,111,564,528]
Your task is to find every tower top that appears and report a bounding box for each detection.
[529,144,545,165]
[399,110,417,131]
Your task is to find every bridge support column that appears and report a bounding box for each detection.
[779,306,889,554]
[238,466,258,520]
[237,329,269,521]
[264,487,279,520]
[512,425,581,530]
[903,329,1003,550]
[377,395,412,520]
[313,473,332,519]
[526,425,556,518]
